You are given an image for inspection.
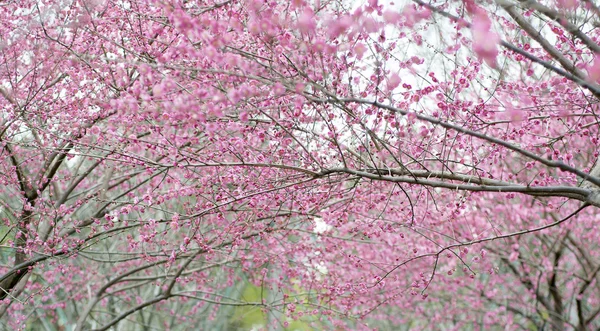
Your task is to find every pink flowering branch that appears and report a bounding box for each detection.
[311,96,600,189]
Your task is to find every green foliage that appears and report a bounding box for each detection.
[231,285,268,330]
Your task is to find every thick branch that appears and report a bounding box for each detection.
[311,97,600,189]
[412,0,600,96]
[517,0,600,54]
[317,167,592,203]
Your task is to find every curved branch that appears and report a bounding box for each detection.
[499,0,586,80]
[374,203,590,297]
[517,0,600,54]
[412,0,600,97]
[317,167,591,202]
[310,97,600,188]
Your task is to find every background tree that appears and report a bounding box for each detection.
[1,0,600,329]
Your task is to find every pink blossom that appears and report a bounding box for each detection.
[383,10,402,24]
[387,73,401,91]
[556,0,578,10]
[587,54,600,82]
[354,43,367,59]
[471,13,499,67]
[297,8,316,34]
[239,111,249,122]
[327,15,353,39]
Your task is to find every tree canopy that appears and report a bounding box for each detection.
[1,0,600,329]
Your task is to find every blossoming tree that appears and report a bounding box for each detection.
[1,0,600,329]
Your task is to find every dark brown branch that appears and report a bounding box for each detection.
[318,167,592,203]
[310,97,600,189]
[411,0,600,97]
